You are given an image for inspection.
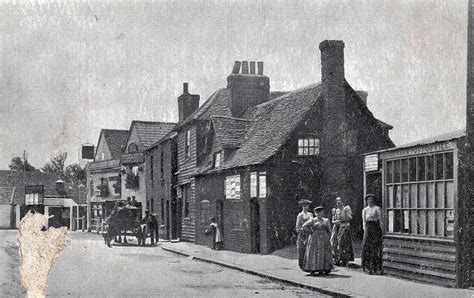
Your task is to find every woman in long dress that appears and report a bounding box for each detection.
[302,206,333,275]
[295,199,313,269]
[361,194,383,274]
[331,197,354,266]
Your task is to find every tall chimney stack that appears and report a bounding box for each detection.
[257,61,264,75]
[241,61,249,74]
[178,83,200,122]
[249,62,256,74]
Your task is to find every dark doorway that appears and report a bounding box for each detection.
[165,200,170,240]
[171,197,182,239]
[250,198,260,253]
[216,200,224,241]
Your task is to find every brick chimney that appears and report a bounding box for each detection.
[178,83,200,122]
[319,40,350,205]
[227,60,270,118]
[356,90,368,105]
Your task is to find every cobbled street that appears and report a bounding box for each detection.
[0,230,326,297]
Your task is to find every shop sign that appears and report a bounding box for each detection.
[364,154,378,172]
[121,153,144,164]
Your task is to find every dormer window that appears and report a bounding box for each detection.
[128,143,139,153]
[298,137,320,156]
[213,151,222,168]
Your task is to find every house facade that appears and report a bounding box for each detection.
[144,131,178,240]
[192,40,394,253]
[86,129,128,230]
[120,121,175,218]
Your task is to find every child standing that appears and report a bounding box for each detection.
[208,217,223,250]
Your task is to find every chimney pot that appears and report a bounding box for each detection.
[249,62,256,74]
[242,61,249,74]
[183,82,188,94]
[257,62,264,75]
[231,61,241,74]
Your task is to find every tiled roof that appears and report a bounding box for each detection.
[211,116,252,148]
[0,187,15,205]
[369,129,465,155]
[175,89,289,129]
[132,121,176,149]
[102,129,129,159]
[219,83,323,170]
[0,171,60,205]
[145,131,178,152]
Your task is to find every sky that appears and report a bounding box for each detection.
[0,0,469,169]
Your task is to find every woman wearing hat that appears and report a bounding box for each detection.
[361,194,383,274]
[295,199,313,269]
[302,206,333,275]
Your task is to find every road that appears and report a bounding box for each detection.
[0,230,326,297]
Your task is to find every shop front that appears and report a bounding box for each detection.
[363,130,472,288]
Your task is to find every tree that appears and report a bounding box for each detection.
[9,150,36,171]
[64,163,86,185]
[41,153,67,174]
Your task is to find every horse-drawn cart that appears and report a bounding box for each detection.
[102,205,147,247]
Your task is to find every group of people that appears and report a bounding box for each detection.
[295,194,383,276]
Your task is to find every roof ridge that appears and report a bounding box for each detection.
[256,82,322,108]
[210,115,252,122]
[132,120,177,125]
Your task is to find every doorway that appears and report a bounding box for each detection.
[250,198,260,253]
[216,200,224,241]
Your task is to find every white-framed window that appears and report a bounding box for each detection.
[185,129,191,158]
[298,138,320,156]
[101,152,105,161]
[250,171,267,198]
[213,151,222,168]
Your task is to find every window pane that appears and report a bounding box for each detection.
[427,210,436,236]
[303,139,308,147]
[402,185,409,208]
[402,159,408,182]
[402,210,410,233]
[445,210,455,238]
[435,154,444,180]
[410,210,418,235]
[308,147,315,155]
[427,155,434,180]
[409,158,416,182]
[445,152,453,179]
[386,161,393,184]
[436,182,444,208]
[419,210,426,235]
[427,183,435,208]
[436,211,445,237]
[303,147,308,155]
[309,138,315,146]
[395,185,401,208]
[387,186,394,208]
[418,156,426,181]
[418,184,426,208]
[394,210,402,232]
[446,182,454,208]
[394,160,401,183]
[298,148,304,155]
[410,184,417,208]
[298,139,304,147]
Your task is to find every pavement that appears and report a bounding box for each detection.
[160,241,474,298]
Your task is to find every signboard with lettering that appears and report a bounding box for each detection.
[121,153,144,164]
[225,175,241,200]
[364,154,379,172]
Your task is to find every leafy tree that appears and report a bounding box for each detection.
[64,163,86,185]
[41,153,67,174]
[9,151,36,171]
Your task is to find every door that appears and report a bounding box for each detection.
[216,200,224,240]
[250,198,260,253]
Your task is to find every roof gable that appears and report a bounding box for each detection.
[219,83,323,170]
[125,121,176,152]
[96,129,129,160]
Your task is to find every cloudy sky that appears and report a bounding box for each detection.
[0,0,468,169]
